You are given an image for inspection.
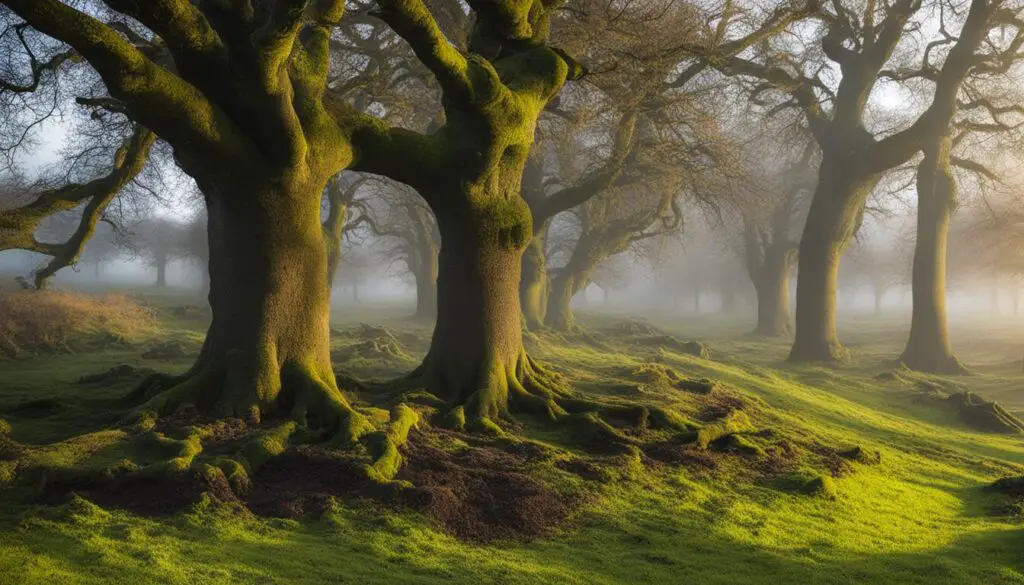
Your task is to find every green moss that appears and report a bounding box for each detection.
[776,471,839,500]
[721,433,766,457]
[241,422,297,472]
[6,308,1024,583]
[694,411,754,449]
[441,406,467,430]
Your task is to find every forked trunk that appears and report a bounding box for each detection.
[789,168,877,363]
[901,143,964,374]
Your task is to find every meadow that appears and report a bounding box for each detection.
[1,289,1023,585]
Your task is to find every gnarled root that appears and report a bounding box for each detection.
[106,356,423,498]
[407,351,693,450]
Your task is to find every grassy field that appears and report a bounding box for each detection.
[2,290,1024,585]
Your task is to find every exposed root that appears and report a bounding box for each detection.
[405,351,694,451]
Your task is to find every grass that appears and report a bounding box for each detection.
[0,290,156,358]
[1,293,1024,584]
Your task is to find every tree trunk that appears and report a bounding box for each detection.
[900,141,965,374]
[693,284,701,313]
[753,251,792,337]
[520,234,549,329]
[137,180,367,438]
[546,271,580,331]
[410,196,538,427]
[325,242,342,288]
[413,257,438,320]
[873,287,883,314]
[94,262,102,279]
[352,282,360,303]
[155,255,168,287]
[789,169,877,363]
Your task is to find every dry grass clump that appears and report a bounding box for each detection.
[0,290,154,356]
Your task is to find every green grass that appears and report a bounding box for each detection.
[2,296,1024,584]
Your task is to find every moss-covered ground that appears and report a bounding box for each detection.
[2,292,1024,584]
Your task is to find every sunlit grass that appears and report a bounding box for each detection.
[2,301,1024,584]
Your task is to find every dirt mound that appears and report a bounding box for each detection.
[247,446,391,518]
[636,336,711,359]
[57,466,239,516]
[244,430,576,542]
[398,432,576,542]
[78,364,157,385]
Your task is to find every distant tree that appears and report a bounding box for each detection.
[125,217,188,287]
[738,139,815,336]
[364,183,440,320]
[717,0,1023,363]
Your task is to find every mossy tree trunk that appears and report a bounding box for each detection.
[409,191,535,425]
[546,269,587,331]
[520,227,550,329]
[185,178,355,426]
[1,0,422,440]
[900,138,966,374]
[348,2,587,430]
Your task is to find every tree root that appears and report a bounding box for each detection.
[407,351,695,451]
[104,357,423,495]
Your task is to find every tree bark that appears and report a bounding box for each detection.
[546,271,582,331]
[138,180,368,438]
[410,195,537,426]
[520,233,549,329]
[900,140,965,374]
[753,252,792,336]
[412,257,438,320]
[789,168,877,363]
